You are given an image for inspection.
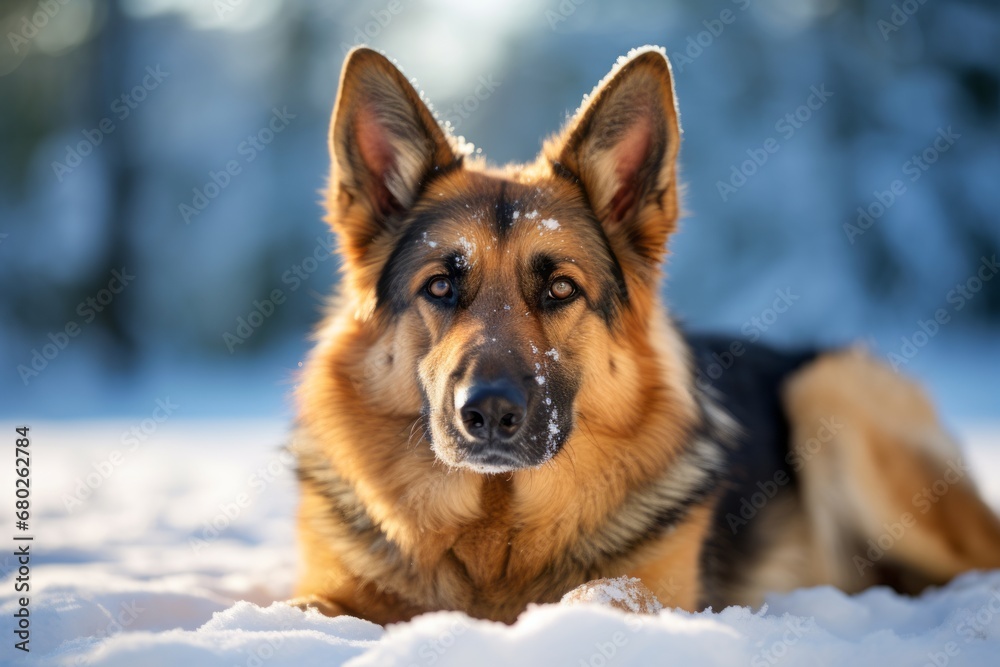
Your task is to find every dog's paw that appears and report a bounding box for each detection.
[560,576,663,615]
[286,595,347,617]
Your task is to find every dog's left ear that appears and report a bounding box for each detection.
[328,47,459,262]
[545,48,681,266]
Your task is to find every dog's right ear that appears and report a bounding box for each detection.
[544,48,681,273]
[328,48,458,261]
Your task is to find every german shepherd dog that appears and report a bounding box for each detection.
[291,46,1000,624]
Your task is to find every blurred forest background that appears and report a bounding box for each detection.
[1,0,998,420]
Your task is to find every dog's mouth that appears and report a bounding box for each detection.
[441,443,531,474]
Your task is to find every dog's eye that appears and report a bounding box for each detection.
[548,278,576,300]
[426,276,453,299]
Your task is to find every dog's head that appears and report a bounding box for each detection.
[325,47,682,473]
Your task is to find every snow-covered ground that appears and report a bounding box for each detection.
[2,419,1000,666]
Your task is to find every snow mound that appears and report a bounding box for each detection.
[561,576,663,615]
[34,572,1000,667]
[354,574,1000,667]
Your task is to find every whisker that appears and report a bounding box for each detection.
[405,415,427,450]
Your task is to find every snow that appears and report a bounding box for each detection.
[3,419,1000,666]
[456,236,476,267]
[538,218,560,231]
[547,407,560,433]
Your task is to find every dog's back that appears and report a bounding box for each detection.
[691,335,1000,608]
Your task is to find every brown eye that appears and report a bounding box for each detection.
[548,278,576,300]
[427,276,453,299]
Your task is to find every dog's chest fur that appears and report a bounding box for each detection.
[294,399,728,621]
[449,477,515,587]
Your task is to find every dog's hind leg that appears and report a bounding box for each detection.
[781,348,1000,595]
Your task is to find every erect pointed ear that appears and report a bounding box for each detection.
[328,47,459,258]
[544,47,681,266]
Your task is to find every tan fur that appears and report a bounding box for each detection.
[626,503,716,609]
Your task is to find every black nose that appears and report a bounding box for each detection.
[459,380,527,442]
